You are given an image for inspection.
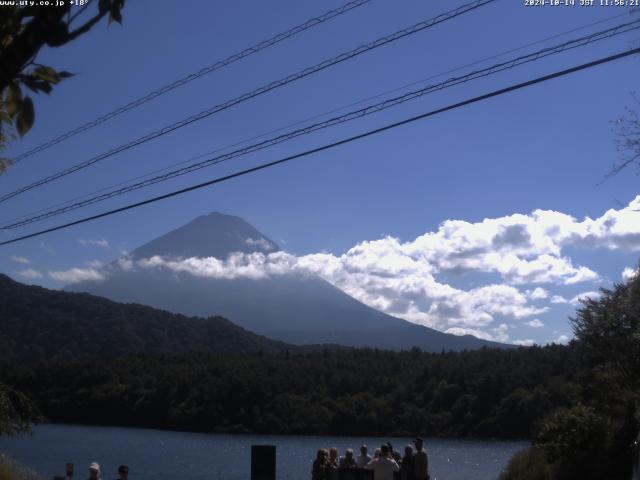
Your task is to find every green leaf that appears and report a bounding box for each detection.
[5,82,22,118]
[21,77,53,95]
[16,96,34,137]
[32,66,60,84]
[58,71,75,79]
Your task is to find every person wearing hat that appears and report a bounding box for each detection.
[413,438,429,480]
[88,462,101,480]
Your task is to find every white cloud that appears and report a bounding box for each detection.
[550,295,568,304]
[554,334,571,345]
[17,268,42,279]
[569,290,601,306]
[245,237,275,251]
[622,266,638,281]
[527,287,548,300]
[526,318,544,328]
[445,327,496,341]
[135,251,546,334]
[117,257,134,271]
[49,268,105,283]
[513,339,535,346]
[85,260,104,268]
[138,252,298,281]
[445,323,509,343]
[10,255,30,264]
[77,238,109,248]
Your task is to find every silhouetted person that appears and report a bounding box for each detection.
[312,449,329,480]
[399,445,414,480]
[116,465,128,480]
[413,438,429,480]
[339,449,358,469]
[364,444,399,480]
[386,442,402,463]
[328,447,339,480]
[357,445,372,468]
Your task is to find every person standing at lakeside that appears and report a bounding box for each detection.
[116,465,129,480]
[312,449,329,480]
[413,438,429,480]
[364,444,399,480]
[87,463,101,480]
[400,445,414,480]
[339,449,358,469]
[357,445,372,468]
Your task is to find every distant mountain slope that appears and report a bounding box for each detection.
[0,274,292,361]
[68,213,511,352]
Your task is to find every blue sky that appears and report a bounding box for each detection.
[1,0,639,345]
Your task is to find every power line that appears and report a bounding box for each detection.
[3,18,639,230]
[0,0,496,205]
[10,0,374,164]
[1,46,638,247]
[2,10,630,228]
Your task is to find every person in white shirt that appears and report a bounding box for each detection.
[357,444,372,468]
[365,444,399,480]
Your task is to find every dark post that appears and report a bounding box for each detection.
[251,445,276,480]
[66,463,74,480]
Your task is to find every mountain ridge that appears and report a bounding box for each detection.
[68,212,513,352]
[0,273,294,361]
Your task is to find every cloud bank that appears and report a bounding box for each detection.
[54,196,640,343]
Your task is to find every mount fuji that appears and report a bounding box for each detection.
[68,213,510,351]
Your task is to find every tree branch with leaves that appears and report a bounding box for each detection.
[0,0,125,171]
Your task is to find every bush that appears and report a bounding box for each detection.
[0,454,43,480]
[498,448,552,480]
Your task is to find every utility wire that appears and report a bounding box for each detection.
[10,0,373,163]
[1,46,638,247]
[1,10,630,228]
[0,0,496,205]
[3,19,639,230]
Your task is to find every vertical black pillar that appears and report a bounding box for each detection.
[251,444,276,480]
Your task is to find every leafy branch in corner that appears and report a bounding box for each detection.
[0,0,126,170]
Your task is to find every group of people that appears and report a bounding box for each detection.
[312,437,429,480]
[86,462,129,480]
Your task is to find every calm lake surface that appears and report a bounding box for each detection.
[0,424,528,480]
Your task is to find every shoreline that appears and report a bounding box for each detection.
[21,421,532,443]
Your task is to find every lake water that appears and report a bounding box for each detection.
[0,424,528,480]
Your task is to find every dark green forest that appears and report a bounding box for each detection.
[0,274,293,359]
[0,345,575,438]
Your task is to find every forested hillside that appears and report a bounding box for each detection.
[1,345,574,438]
[0,274,292,359]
